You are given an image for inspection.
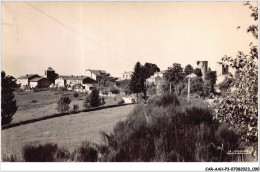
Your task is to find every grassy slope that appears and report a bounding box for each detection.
[1,105,135,158]
[12,91,118,124]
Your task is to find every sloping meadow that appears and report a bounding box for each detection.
[4,93,241,162]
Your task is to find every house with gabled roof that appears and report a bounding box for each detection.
[17,74,40,88]
[29,77,50,89]
[85,69,106,81]
[122,71,133,80]
[55,75,97,91]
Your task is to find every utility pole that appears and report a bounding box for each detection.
[188,78,190,98]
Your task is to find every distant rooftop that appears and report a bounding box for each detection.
[87,69,106,75]
[17,74,39,79]
[30,77,45,82]
[58,75,95,81]
[123,71,133,74]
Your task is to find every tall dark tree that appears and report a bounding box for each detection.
[205,71,217,93]
[194,68,203,77]
[129,62,146,102]
[184,64,194,75]
[143,62,160,79]
[1,71,18,125]
[164,63,184,92]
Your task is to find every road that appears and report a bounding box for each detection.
[1,104,136,159]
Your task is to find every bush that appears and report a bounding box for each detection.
[109,86,120,94]
[83,94,91,108]
[90,88,101,107]
[203,80,212,96]
[73,141,98,162]
[83,88,101,108]
[114,95,124,104]
[98,101,220,162]
[23,144,71,162]
[56,96,71,113]
[73,104,79,111]
[219,77,234,92]
[73,91,79,99]
[148,92,179,108]
[215,123,239,151]
[23,144,59,162]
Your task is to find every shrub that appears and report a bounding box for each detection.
[73,91,79,99]
[23,144,59,162]
[148,92,179,108]
[114,95,124,104]
[83,94,91,108]
[215,123,239,151]
[83,88,101,108]
[90,88,101,107]
[56,96,71,113]
[109,86,120,94]
[23,144,71,162]
[203,80,212,96]
[219,77,234,92]
[73,141,98,162]
[99,101,220,162]
[73,104,79,111]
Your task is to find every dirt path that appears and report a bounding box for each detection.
[1,105,135,158]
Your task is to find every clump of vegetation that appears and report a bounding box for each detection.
[109,86,120,94]
[114,95,124,105]
[98,93,226,162]
[218,77,234,92]
[73,91,79,99]
[83,88,101,108]
[72,141,98,162]
[56,96,71,113]
[148,92,179,108]
[1,71,18,125]
[73,104,79,112]
[31,99,38,103]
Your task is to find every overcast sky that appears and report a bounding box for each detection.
[1,1,257,78]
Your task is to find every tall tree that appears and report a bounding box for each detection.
[194,68,203,77]
[184,64,194,75]
[1,71,18,125]
[129,62,146,102]
[216,2,258,143]
[143,62,160,79]
[205,71,217,93]
[164,63,184,92]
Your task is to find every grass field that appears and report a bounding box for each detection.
[1,105,136,159]
[12,90,118,124]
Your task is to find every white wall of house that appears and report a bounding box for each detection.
[122,73,132,80]
[85,70,97,80]
[17,79,29,87]
[67,79,83,85]
[30,82,38,88]
[55,77,65,87]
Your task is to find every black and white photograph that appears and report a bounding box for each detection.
[1,0,259,170]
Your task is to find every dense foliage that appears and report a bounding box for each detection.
[56,96,71,113]
[194,68,203,77]
[129,62,146,100]
[184,64,194,75]
[216,2,258,144]
[1,71,18,125]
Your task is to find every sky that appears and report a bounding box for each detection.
[1,1,258,78]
